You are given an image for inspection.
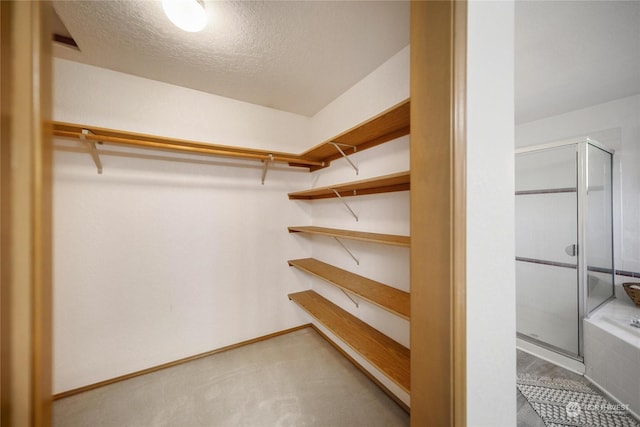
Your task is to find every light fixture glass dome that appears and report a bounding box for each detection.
[162,0,207,33]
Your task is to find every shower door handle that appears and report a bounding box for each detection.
[565,244,577,257]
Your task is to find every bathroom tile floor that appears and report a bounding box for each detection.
[517,349,592,427]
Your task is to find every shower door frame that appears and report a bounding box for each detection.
[515,137,615,360]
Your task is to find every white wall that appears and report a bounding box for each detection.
[310,46,410,147]
[54,59,311,153]
[516,94,640,295]
[466,1,516,425]
[52,47,412,400]
[52,59,314,393]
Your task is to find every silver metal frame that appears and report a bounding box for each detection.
[606,143,616,311]
[515,137,615,155]
[584,143,616,316]
[516,332,582,361]
[577,142,587,357]
[515,138,615,361]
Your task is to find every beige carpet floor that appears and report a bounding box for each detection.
[53,327,409,426]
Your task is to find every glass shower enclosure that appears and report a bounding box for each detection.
[515,138,614,359]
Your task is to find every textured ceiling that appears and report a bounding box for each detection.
[515,0,640,124]
[52,0,409,117]
[53,1,639,123]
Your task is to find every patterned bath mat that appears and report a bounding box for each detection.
[517,374,639,427]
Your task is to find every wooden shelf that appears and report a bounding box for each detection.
[288,258,410,319]
[53,121,323,168]
[288,290,410,393]
[53,99,410,172]
[300,99,410,170]
[288,171,410,200]
[288,226,410,247]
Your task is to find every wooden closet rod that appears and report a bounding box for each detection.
[52,124,324,168]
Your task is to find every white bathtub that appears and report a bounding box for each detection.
[584,297,640,419]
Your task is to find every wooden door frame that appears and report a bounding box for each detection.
[410,1,467,425]
[0,1,466,424]
[1,2,53,426]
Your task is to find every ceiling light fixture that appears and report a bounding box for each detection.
[162,0,207,33]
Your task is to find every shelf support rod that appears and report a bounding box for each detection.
[340,289,359,308]
[333,237,359,265]
[261,154,274,185]
[81,129,103,174]
[329,142,358,175]
[329,188,359,221]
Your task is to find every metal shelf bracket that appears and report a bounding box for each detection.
[333,237,359,265]
[261,154,274,185]
[329,142,358,175]
[81,128,103,174]
[340,289,359,308]
[329,188,359,221]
